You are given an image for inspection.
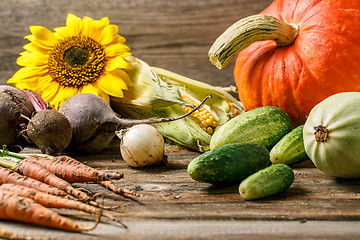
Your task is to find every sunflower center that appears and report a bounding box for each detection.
[63,46,90,68]
[48,35,106,87]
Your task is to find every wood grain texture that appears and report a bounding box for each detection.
[0,0,272,87]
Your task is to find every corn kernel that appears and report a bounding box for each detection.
[180,92,219,135]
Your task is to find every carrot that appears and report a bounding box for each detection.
[0,190,101,232]
[14,155,123,183]
[0,183,115,220]
[0,160,123,211]
[0,151,137,197]
[0,166,67,196]
[0,158,92,202]
[100,180,141,197]
[14,160,92,202]
[22,156,138,197]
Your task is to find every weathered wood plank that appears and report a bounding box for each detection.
[2,219,360,240]
[2,143,360,239]
[0,0,273,86]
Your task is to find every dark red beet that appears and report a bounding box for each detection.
[0,85,34,150]
[58,93,209,153]
[26,109,73,155]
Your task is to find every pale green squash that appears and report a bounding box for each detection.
[303,92,360,178]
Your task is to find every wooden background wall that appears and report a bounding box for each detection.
[0,0,273,89]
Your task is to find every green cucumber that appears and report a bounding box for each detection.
[270,125,308,165]
[187,143,270,185]
[210,106,292,150]
[239,164,294,200]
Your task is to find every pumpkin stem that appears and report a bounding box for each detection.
[314,125,329,142]
[208,14,299,69]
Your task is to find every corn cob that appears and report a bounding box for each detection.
[180,91,219,135]
[111,56,244,152]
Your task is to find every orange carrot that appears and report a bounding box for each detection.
[0,166,67,196]
[15,160,92,202]
[0,184,98,216]
[0,190,100,232]
[20,156,138,197]
[0,152,136,198]
[23,156,123,183]
[24,156,139,197]
[100,180,141,197]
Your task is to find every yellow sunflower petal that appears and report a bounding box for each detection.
[113,34,126,44]
[98,25,119,46]
[11,74,50,93]
[51,85,78,108]
[85,17,110,41]
[30,26,57,48]
[54,26,70,39]
[17,51,48,66]
[24,34,34,42]
[96,88,110,104]
[38,79,60,102]
[89,17,110,41]
[104,43,131,58]
[99,17,110,28]
[106,56,132,72]
[95,69,129,98]
[79,83,99,95]
[23,43,49,55]
[81,16,94,37]
[8,66,48,82]
[66,13,82,36]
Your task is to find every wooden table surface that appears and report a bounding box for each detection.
[1,0,360,239]
[1,140,360,239]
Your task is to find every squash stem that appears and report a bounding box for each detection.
[209,14,299,69]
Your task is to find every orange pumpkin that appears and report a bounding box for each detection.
[209,0,360,127]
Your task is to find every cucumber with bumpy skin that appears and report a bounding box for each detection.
[239,164,294,200]
[187,143,270,185]
[210,106,292,150]
[270,125,308,165]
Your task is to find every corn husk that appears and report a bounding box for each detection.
[111,56,192,108]
[111,57,244,152]
[152,67,244,125]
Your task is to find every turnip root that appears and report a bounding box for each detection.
[26,109,72,155]
[58,93,209,153]
[118,124,166,167]
[0,85,34,150]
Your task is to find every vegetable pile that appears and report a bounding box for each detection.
[0,80,214,237]
[3,3,360,236]
[188,107,303,200]
[0,13,242,234]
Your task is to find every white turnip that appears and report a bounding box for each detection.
[58,93,209,153]
[118,124,166,167]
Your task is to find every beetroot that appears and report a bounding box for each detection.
[0,85,34,150]
[26,109,73,155]
[58,93,208,153]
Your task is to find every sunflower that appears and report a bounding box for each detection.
[8,13,132,108]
